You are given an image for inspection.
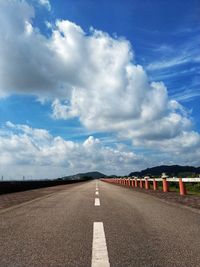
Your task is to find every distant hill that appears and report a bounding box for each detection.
[129,165,200,177]
[61,171,107,180]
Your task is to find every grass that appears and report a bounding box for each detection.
[148,181,200,196]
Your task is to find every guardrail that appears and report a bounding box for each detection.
[101,177,200,196]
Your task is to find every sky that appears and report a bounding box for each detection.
[0,0,199,179]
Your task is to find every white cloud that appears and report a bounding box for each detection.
[146,37,200,71]
[0,0,200,166]
[52,99,78,119]
[1,122,200,179]
[146,55,189,71]
[137,131,200,168]
[38,0,51,11]
[171,85,200,103]
[0,122,145,179]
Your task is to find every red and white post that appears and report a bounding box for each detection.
[145,178,149,190]
[179,178,187,196]
[153,179,158,190]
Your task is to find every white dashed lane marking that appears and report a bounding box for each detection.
[95,198,100,206]
[91,222,110,267]
[95,191,99,195]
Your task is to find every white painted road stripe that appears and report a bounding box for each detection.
[95,191,99,195]
[92,222,110,267]
[95,198,100,206]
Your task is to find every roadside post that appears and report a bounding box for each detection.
[162,173,169,192]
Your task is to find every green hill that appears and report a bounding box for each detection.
[129,165,200,177]
[61,171,107,180]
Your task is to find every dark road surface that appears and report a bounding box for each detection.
[0,180,200,267]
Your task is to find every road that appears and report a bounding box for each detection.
[0,180,200,267]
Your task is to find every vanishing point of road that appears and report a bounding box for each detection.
[0,180,200,267]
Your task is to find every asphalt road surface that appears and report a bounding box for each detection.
[0,180,200,267]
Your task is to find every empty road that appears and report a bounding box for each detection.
[0,180,200,267]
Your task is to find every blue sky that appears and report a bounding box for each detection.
[0,0,199,179]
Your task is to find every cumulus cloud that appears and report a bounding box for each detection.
[0,122,144,179]
[51,99,78,119]
[38,0,51,11]
[1,122,200,179]
[0,0,200,162]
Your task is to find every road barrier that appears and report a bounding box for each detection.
[101,176,200,196]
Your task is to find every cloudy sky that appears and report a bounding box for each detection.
[0,0,199,179]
